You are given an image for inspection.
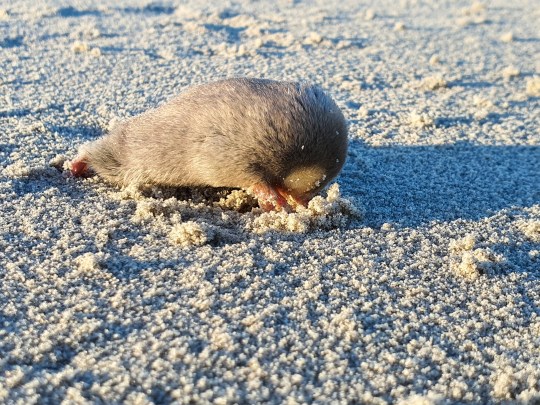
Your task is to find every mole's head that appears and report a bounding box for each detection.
[248,83,348,210]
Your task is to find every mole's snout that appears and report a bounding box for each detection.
[250,165,333,212]
[283,165,328,198]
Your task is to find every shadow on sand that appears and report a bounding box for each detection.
[342,141,539,227]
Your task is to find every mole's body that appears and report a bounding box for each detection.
[72,78,348,211]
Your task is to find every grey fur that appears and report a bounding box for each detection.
[78,78,348,198]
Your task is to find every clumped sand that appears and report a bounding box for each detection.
[1,0,539,403]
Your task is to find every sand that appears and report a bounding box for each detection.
[1,0,539,403]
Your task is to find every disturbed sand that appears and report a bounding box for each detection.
[1,0,539,403]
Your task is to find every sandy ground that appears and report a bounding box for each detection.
[1,0,539,403]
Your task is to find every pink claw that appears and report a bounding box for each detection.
[251,184,309,212]
[251,183,286,211]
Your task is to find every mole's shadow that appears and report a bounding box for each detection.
[342,141,539,227]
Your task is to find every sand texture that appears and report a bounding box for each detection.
[1,0,539,403]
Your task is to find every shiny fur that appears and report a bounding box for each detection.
[77,78,348,198]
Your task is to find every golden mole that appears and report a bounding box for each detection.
[71,78,348,211]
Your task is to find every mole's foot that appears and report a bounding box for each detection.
[250,183,308,212]
[69,158,93,178]
[250,183,287,212]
